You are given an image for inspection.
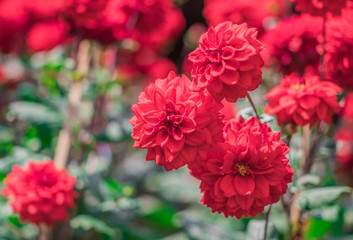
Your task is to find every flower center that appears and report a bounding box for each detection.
[39,175,54,187]
[164,102,182,129]
[290,77,309,90]
[207,48,222,62]
[236,164,248,176]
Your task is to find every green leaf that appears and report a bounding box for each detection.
[304,218,332,240]
[8,101,63,125]
[295,186,351,210]
[70,215,118,239]
[296,174,321,190]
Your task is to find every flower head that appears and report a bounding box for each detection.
[3,161,76,226]
[130,71,224,171]
[203,0,286,34]
[292,0,348,16]
[261,15,322,75]
[188,21,264,102]
[193,116,293,218]
[264,73,341,127]
[324,7,353,90]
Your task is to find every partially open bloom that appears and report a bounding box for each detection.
[188,21,264,102]
[3,161,76,226]
[264,74,341,127]
[130,71,224,171]
[324,7,353,90]
[292,0,348,16]
[261,15,322,75]
[195,116,293,218]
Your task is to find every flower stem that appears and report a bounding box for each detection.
[264,204,272,240]
[38,225,51,240]
[54,40,90,168]
[247,92,260,120]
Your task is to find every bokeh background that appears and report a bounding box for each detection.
[1,0,353,239]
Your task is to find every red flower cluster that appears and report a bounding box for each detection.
[261,15,322,75]
[292,0,348,16]
[3,161,76,226]
[264,74,341,127]
[324,7,353,90]
[203,0,285,34]
[130,72,224,171]
[193,116,292,218]
[0,0,185,52]
[188,21,264,102]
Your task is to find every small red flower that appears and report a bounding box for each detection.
[193,116,293,218]
[3,161,76,226]
[264,73,341,127]
[292,0,348,16]
[130,71,224,171]
[188,21,264,102]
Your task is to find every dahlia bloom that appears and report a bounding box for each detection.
[292,0,348,16]
[3,161,76,226]
[188,21,264,103]
[324,8,353,90]
[130,71,224,171]
[129,0,185,51]
[194,116,293,218]
[261,15,322,75]
[264,74,341,127]
[203,0,286,34]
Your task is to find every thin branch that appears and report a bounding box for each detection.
[247,92,260,120]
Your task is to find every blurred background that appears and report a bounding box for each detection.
[1,0,353,239]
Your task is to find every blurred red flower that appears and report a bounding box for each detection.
[292,0,348,16]
[195,116,292,218]
[26,20,69,52]
[3,161,76,226]
[324,7,353,90]
[264,73,341,127]
[203,0,286,34]
[130,72,224,171]
[261,15,322,75]
[188,21,264,103]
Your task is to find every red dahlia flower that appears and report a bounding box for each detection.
[292,0,348,16]
[261,15,322,75]
[324,8,353,90]
[188,21,264,103]
[130,71,224,171]
[3,161,76,226]
[203,0,286,34]
[194,116,293,218]
[264,73,341,127]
